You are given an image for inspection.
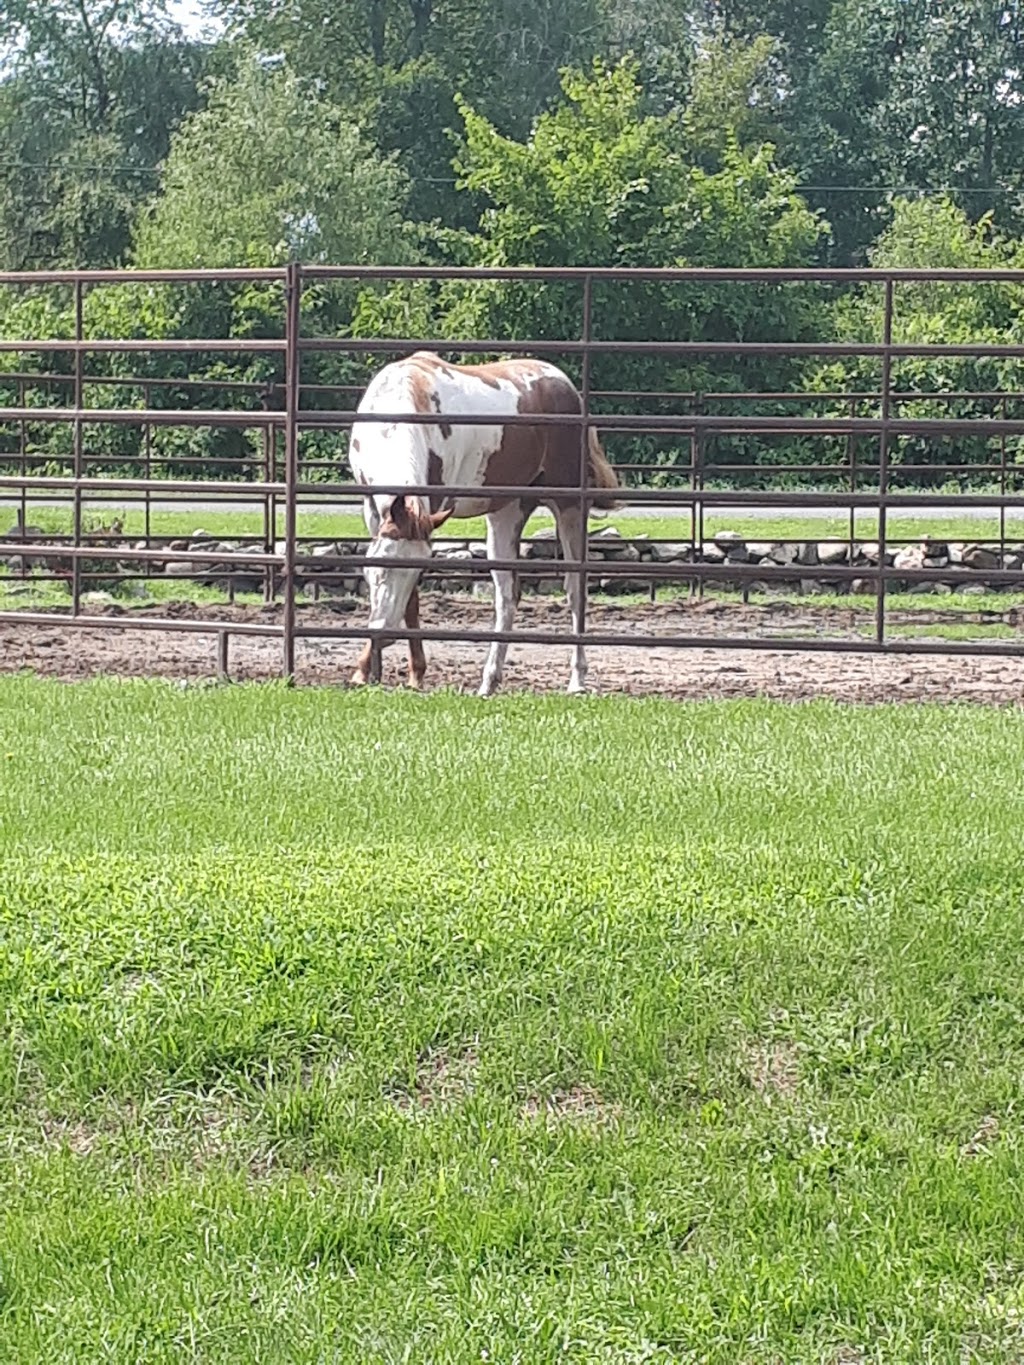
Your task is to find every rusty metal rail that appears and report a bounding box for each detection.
[0,262,1022,682]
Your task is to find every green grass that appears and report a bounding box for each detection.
[2,680,1024,1361]
[11,504,1024,547]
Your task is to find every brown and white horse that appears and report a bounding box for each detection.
[348,350,620,696]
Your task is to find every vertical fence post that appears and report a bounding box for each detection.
[578,273,593,637]
[144,381,153,545]
[1000,394,1007,562]
[72,281,84,614]
[695,394,706,601]
[18,377,27,549]
[282,263,301,679]
[876,278,894,645]
[847,395,857,563]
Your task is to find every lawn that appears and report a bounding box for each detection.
[2,681,1024,1361]
[9,503,1024,549]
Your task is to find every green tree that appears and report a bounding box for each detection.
[791,0,1024,262]
[814,197,1024,485]
[0,1,213,267]
[353,59,828,482]
[208,0,690,229]
[133,57,415,268]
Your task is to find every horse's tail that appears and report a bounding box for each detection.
[586,426,622,512]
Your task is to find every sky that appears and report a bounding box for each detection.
[167,0,223,39]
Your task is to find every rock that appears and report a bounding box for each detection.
[164,560,196,577]
[851,578,878,595]
[768,543,800,566]
[962,543,1000,570]
[747,542,775,560]
[468,542,488,559]
[800,578,824,594]
[713,529,745,550]
[81,590,115,606]
[932,582,954,595]
[650,542,690,563]
[700,542,727,564]
[1002,550,1024,570]
[596,542,641,563]
[526,527,560,559]
[591,525,622,541]
[857,542,896,566]
[310,542,338,560]
[961,582,988,595]
[893,546,925,572]
[948,543,965,565]
[817,542,848,565]
[168,539,189,552]
[921,536,949,559]
[797,541,820,567]
[190,528,212,541]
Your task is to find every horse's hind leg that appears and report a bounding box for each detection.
[479,501,529,697]
[405,586,426,690]
[553,501,588,694]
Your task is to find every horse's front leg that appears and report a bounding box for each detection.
[350,638,383,686]
[405,586,426,690]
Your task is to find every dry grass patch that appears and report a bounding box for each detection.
[743,1038,802,1102]
[519,1083,622,1128]
[386,1045,479,1113]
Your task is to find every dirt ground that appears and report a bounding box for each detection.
[2,594,1023,705]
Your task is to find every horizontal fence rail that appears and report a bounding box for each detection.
[0,261,1023,684]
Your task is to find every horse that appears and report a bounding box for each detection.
[347,350,621,697]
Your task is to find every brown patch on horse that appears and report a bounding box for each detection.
[427,449,446,513]
[478,372,619,511]
[380,495,453,542]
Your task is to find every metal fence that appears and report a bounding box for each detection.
[1,261,1024,680]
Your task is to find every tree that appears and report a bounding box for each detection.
[0,1,215,267]
[790,0,1024,262]
[133,57,416,268]
[813,197,1024,484]
[352,59,828,481]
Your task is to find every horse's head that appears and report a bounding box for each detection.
[365,495,453,631]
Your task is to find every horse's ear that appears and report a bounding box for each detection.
[428,506,454,531]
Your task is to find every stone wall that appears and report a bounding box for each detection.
[5,523,1023,599]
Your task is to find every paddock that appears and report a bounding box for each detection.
[2,262,1024,699]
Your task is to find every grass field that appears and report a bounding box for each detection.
[11,503,1024,549]
[2,681,1024,1361]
